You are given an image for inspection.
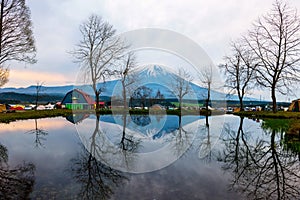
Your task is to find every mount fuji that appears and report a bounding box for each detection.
[0,65,257,102]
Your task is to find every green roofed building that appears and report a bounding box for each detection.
[61,89,96,110]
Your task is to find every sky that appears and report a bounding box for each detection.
[5,0,300,101]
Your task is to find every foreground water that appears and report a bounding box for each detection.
[0,114,299,199]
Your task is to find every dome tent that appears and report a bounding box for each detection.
[288,99,300,112]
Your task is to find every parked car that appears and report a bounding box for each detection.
[36,105,45,110]
[45,104,54,110]
[24,105,35,110]
[226,107,233,114]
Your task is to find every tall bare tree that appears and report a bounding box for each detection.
[200,65,213,126]
[0,0,36,87]
[117,52,137,109]
[221,42,257,111]
[172,69,193,112]
[245,0,300,113]
[34,81,44,110]
[72,15,126,110]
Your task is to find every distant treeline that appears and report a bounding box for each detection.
[0,92,64,104]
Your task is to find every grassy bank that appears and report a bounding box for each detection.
[0,109,73,123]
[234,111,300,136]
[0,108,219,123]
[234,111,300,119]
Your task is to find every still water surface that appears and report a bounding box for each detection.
[0,114,299,199]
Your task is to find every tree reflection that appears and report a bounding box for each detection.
[120,113,140,152]
[0,143,35,199]
[71,113,143,199]
[26,119,48,148]
[197,125,212,162]
[219,117,300,199]
[70,144,127,199]
[130,114,150,127]
[170,115,194,158]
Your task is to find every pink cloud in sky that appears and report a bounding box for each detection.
[7,69,74,88]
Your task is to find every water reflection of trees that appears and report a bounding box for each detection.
[130,114,150,127]
[169,115,195,158]
[219,117,300,199]
[0,143,35,199]
[25,119,48,148]
[120,113,140,152]
[71,113,144,199]
[70,144,127,199]
[197,126,212,162]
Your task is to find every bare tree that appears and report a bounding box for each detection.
[221,42,257,111]
[0,0,36,87]
[117,52,137,109]
[245,0,300,113]
[200,65,213,126]
[34,81,44,110]
[0,65,8,87]
[172,69,193,112]
[71,15,126,110]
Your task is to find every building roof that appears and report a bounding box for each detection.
[75,89,95,104]
[61,89,95,105]
[62,89,107,105]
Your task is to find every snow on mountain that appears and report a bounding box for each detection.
[140,65,168,77]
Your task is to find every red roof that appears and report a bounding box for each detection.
[73,89,95,105]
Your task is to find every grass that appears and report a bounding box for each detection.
[284,134,300,153]
[288,120,300,135]
[234,111,300,136]
[0,109,73,123]
[0,107,218,123]
[234,111,300,119]
[261,118,291,133]
[171,102,204,107]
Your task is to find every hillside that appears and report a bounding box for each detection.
[0,92,64,104]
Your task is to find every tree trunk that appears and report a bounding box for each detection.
[239,96,244,111]
[205,84,211,127]
[35,91,39,110]
[179,96,182,113]
[122,81,127,109]
[95,91,100,110]
[271,86,277,113]
[205,98,209,127]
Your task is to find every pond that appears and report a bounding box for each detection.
[0,114,299,199]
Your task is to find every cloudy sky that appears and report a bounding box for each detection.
[6,0,300,101]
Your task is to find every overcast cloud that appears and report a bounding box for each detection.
[6,0,300,101]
